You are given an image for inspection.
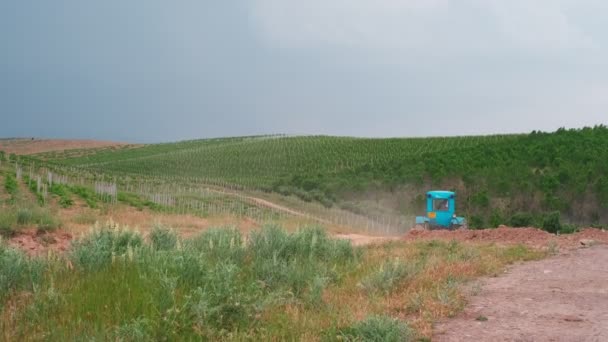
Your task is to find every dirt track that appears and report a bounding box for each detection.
[434,245,608,342]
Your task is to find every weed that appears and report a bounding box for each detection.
[0,212,16,237]
[69,223,143,272]
[359,259,418,295]
[0,241,46,302]
[476,315,488,322]
[73,210,98,225]
[16,208,33,225]
[334,315,414,342]
[149,224,177,251]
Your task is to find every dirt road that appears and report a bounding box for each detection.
[434,245,608,342]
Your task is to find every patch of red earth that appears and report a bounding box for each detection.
[404,226,608,249]
[7,229,72,257]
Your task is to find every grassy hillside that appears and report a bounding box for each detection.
[24,125,608,227]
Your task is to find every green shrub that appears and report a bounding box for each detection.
[70,224,143,272]
[559,224,578,234]
[70,185,98,208]
[149,225,177,251]
[188,262,262,331]
[469,215,485,229]
[510,212,534,227]
[0,241,46,302]
[4,173,18,199]
[542,211,561,234]
[335,315,413,342]
[50,184,73,208]
[187,227,245,264]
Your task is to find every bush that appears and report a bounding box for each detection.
[469,215,485,229]
[50,184,73,208]
[542,211,561,234]
[188,262,262,331]
[0,241,46,302]
[149,225,177,251]
[187,227,245,264]
[510,212,534,227]
[335,315,413,342]
[559,224,578,235]
[70,223,143,272]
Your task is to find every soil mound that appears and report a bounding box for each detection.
[405,226,608,249]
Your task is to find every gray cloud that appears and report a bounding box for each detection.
[1,1,606,142]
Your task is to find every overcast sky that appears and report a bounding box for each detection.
[1,1,607,142]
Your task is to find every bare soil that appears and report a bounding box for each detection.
[405,226,608,250]
[8,229,73,256]
[0,139,133,155]
[434,244,608,341]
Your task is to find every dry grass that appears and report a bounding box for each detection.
[323,240,545,338]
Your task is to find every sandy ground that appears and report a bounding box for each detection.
[434,244,608,342]
[0,139,133,155]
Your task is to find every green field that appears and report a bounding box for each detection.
[28,126,608,228]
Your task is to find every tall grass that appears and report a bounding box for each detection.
[1,226,545,340]
[4,223,359,340]
[0,240,45,303]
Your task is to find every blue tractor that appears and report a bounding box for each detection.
[415,190,467,230]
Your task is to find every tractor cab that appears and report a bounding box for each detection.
[415,191,467,230]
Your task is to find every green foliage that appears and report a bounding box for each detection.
[23,175,45,205]
[559,224,578,235]
[0,211,17,237]
[334,315,414,342]
[36,127,608,226]
[510,212,534,228]
[7,224,359,340]
[542,211,562,234]
[70,185,98,208]
[469,215,485,230]
[69,225,144,272]
[4,172,18,201]
[117,192,162,211]
[6,207,60,233]
[50,184,73,208]
[16,208,33,225]
[148,225,177,251]
[0,242,45,302]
